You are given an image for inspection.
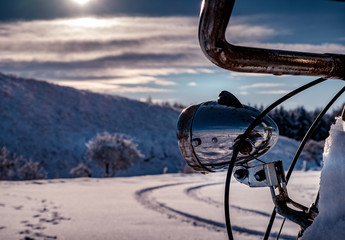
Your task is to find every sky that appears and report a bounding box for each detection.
[0,0,345,110]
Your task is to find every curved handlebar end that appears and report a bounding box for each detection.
[199,0,345,80]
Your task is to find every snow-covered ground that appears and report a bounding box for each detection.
[0,171,321,240]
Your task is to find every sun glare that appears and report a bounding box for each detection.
[72,0,91,5]
[60,17,116,28]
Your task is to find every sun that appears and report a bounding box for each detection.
[72,0,91,5]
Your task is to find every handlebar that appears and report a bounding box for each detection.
[199,0,345,80]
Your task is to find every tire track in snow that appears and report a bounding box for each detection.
[135,182,294,239]
[185,183,282,219]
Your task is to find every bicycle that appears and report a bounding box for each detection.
[177,0,345,239]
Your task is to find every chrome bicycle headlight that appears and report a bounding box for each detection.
[177,91,279,172]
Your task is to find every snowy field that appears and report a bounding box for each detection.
[0,171,321,240]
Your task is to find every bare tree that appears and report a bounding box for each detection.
[70,163,92,178]
[19,159,46,180]
[301,140,324,171]
[85,132,143,177]
[0,147,11,179]
[0,146,46,180]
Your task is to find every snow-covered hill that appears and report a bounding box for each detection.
[0,73,183,178]
[0,72,321,179]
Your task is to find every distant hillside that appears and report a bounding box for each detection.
[0,73,324,179]
[0,73,184,178]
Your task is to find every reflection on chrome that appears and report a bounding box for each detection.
[177,99,278,172]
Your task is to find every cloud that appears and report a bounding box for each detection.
[0,15,344,101]
[240,83,286,89]
[257,90,291,95]
[0,53,188,71]
[227,24,276,42]
[0,16,209,95]
[54,80,173,93]
[229,72,270,77]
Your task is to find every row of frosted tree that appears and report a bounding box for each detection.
[1,104,343,180]
[1,132,142,180]
[0,147,46,180]
[266,105,343,141]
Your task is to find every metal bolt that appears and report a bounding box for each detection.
[254,170,266,182]
[239,140,253,155]
[234,168,248,180]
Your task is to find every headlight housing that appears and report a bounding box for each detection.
[177,95,278,172]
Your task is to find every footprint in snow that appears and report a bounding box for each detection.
[13,205,23,210]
